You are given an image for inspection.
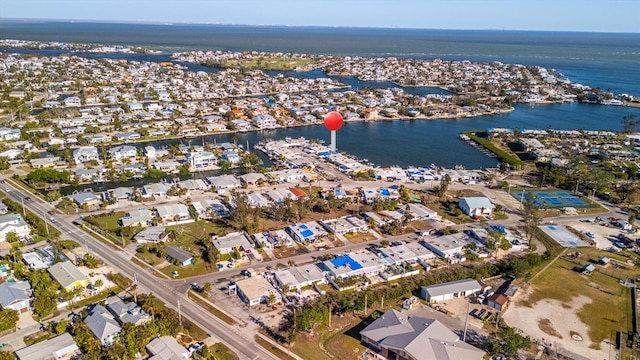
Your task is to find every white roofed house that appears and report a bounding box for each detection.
[107,145,137,161]
[274,264,326,291]
[247,192,271,208]
[155,203,193,225]
[0,213,30,242]
[133,226,169,243]
[191,198,229,219]
[14,333,80,360]
[73,146,99,164]
[252,114,278,129]
[458,197,496,217]
[119,208,152,227]
[422,233,468,263]
[420,278,484,304]
[267,169,308,183]
[405,203,440,220]
[207,174,241,193]
[252,230,294,249]
[0,127,21,141]
[142,182,172,198]
[236,276,281,306]
[211,231,254,255]
[188,150,218,170]
[239,172,267,186]
[146,336,190,360]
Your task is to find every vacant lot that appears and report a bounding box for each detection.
[504,248,640,359]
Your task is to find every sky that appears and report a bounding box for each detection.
[1,0,639,33]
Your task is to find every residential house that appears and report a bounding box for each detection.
[107,145,137,161]
[0,203,8,214]
[165,246,194,266]
[236,276,281,306]
[320,216,369,235]
[73,146,99,163]
[142,182,172,198]
[0,280,32,313]
[420,279,484,303]
[113,131,141,142]
[252,114,278,129]
[156,203,192,224]
[360,309,485,360]
[48,261,89,291]
[239,172,267,186]
[405,203,439,220]
[0,213,30,242]
[68,193,101,208]
[188,150,217,170]
[14,333,80,360]
[422,233,468,262]
[221,150,241,164]
[458,197,496,217]
[191,199,229,219]
[119,208,152,227]
[207,175,241,192]
[84,305,121,346]
[30,157,60,169]
[146,336,190,360]
[487,293,509,312]
[0,127,20,141]
[267,169,308,183]
[274,264,326,291]
[252,230,293,249]
[64,96,82,107]
[106,296,152,325]
[286,221,328,243]
[133,227,169,243]
[211,232,254,255]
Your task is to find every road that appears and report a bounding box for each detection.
[3,181,280,360]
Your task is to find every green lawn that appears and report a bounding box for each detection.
[210,343,240,360]
[160,259,217,279]
[522,247,640,347]
[87,212,125,232]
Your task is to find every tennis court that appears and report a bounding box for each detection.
[511,190,590,208]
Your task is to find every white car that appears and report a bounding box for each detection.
[49,217,56,223]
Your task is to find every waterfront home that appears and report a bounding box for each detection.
[107,145,137,161]
[48,261,89,291]
[252,114,278,129]
[267,169,308,183]
[85,134,112,143]
[274,264,326,291]
[84,305,121,346]
[113,131,141,142]
[68,193,101,208]
[221,150,241,164]
[144,146,156,158]
[0,213,30,242]
[252,230,294,249]
[0,127,21,141]
[187,150,217,170]
[73,146,100,163]
[142,182,172,198]
[156,203,192,224]
[178,179,209,191]
[119,208,152,227]
[152,160,181,173]
[458,197,496,217]
[146,336,190,360]
[360,309,485,360]
[420,279,484,304]
[207,175,241,193]
[126,101,143,112]
[235,276,281,306]
[238,172,267,186]
[29,156,60,168]
[0,149,21,161]
[133,226,169,243]
[14,333,80,360]
[211,231,254,255]
[165,246,194,266]
[0,280,32,313]
[64,96,82,107]
[286,221,328,243]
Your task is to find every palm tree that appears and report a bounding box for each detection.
[141,292,156,317]
[94,279,103,292]
[130,283,138,303]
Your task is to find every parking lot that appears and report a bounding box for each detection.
[567,219,637,250]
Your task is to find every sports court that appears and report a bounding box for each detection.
[538,224,589,247]
[511,190,590,208]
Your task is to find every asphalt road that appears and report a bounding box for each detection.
[3,181,279,360]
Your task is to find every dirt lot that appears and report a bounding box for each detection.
[567,220,633,249]
[504,289,608,360]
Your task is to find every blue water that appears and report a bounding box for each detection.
[1,21,639,170]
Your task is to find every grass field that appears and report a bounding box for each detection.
[521,247,640,347]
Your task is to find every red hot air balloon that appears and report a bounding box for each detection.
[324,111,344,131]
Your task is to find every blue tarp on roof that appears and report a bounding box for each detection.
[330,255,363,270]
[300,229,314,238]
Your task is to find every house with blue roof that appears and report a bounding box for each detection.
[286,221,328,243]
[458,197,496,217]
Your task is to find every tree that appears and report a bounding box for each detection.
[487,326,531,357]
[0,308,19,332]
[94,279,103,292]
[46,190,62,202]
[521,192,541,242]
[5,232,20,243]
[141,292,156,317]
[202,282,212,293]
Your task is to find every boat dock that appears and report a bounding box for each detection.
[459,134,497,158]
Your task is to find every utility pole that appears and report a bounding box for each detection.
[178,299,182,326]
[328,303,332,328]
[381,295,384,309]
[364,293,368,315]
[21,197,25,217]
[463,301,470,342]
